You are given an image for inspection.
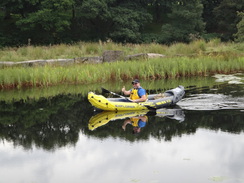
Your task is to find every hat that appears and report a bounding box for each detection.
[132,79,140,84]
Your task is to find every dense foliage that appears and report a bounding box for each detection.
[0,0,243,47]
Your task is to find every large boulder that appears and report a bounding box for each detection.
[103,50,125,62]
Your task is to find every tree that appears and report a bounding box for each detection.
[160,0,205,43]
[1,0,243,46]
[16,0,74,44]
[0,0,41,46]
[109,2,152,43]
[213,0,244,41]
[71,0,112,41]
[201,0,223,33]
[71,0,152,43]
[0,0,40,20]
[234,11,244,42]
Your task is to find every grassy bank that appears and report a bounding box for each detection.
[0,39,243,90]
[0,39,243,62]
[0,55,243,89]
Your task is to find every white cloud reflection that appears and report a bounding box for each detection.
[0,129,244,183]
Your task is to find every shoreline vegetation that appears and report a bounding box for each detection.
[0,39,244,90]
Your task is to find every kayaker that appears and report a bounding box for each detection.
[121,79,147,103]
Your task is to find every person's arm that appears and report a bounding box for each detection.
[122,86,131,95]
[122,119,131,130]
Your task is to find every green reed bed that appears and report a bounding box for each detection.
[0,55,243,89]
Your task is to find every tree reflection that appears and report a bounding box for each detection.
[0,94,244,151]
[0,94,94,150]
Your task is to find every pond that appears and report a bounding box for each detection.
[0,73,244,183]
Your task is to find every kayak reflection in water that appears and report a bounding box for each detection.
[88,108,184,131]
[122,115,148,134]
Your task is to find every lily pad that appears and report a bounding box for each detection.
[213,74,243,84]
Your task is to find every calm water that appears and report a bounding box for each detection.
[0,74,244,183]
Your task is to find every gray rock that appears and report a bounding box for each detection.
[103,50,125,62]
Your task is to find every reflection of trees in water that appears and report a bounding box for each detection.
[0,94,94,150]
[87,109,244,142]
[0,95,244,150]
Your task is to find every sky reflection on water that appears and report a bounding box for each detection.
[1,73,244,183]
[1,128,244,183]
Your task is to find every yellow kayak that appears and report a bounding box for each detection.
[88,92,148,111]
[88,85,185,111]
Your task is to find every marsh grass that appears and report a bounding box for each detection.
[0,39,243,62]
[0,54,243,89]
[0,39,243,89]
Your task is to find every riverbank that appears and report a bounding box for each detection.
[0,55,243,90]
[1,39,243,62]
[0,40,243,90]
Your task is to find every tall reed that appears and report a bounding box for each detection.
[1,55,243,89]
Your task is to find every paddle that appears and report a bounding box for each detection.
[101,87,132,102]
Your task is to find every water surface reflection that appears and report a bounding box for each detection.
[1,127,243,183]
[0,74,244,183]
[88,108,185,131]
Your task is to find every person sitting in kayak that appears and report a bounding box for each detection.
[121,79,147,103]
